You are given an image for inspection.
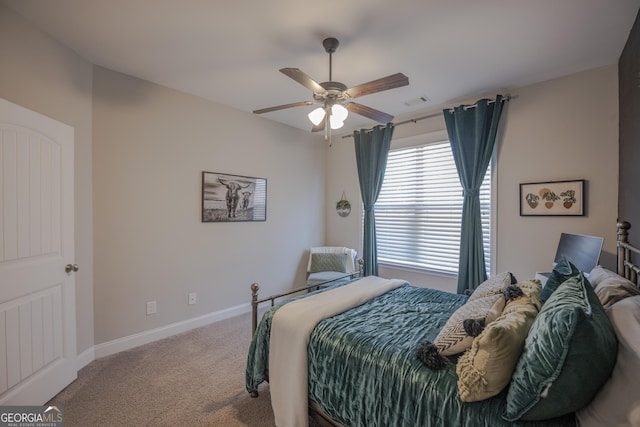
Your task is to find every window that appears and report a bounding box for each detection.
[375,139,491,276]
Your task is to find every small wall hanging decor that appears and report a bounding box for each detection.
[202,171,267,222]
[336,192,351,217]
[519,179,585,216]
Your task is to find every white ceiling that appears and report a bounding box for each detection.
[3,0,639,134]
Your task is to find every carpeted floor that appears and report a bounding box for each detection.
[48,312,279,426]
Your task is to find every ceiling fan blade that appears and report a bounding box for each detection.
[253,101,314,114]
[345,73,409,99]
[280,68,326,94]
[347,103,394,124]
[311,116,326,132]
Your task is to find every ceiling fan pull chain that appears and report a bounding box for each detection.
[325,120,333,146]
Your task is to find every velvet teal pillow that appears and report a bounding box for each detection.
[309,253,347,273]
[539,256,580,304]
[504,273,618,421]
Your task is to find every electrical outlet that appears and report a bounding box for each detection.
[188,293,197,305]
[146,301,157,315]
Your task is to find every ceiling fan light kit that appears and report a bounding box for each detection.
[308,107,326,126]
[253,37,409,135]
[332,103,348,119]
[309,104,349,129]
[330,118,344,130]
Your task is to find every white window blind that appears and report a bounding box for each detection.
[376,140,491,276]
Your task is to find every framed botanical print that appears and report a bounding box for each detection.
[520,180,585,216]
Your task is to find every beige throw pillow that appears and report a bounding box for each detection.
[514,279,543,310]
[456,294,539,402]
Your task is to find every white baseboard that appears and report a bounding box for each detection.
[76,346,95,371]
[76,302,251,366]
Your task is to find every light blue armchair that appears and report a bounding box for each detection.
[306,246,359,287]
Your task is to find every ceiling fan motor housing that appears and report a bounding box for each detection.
[322,37,339,53]
[315,81,348,106]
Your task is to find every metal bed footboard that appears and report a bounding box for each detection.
[250,259,364,335]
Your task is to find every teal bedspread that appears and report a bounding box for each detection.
[245,282,576,427]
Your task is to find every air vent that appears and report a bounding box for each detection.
[403,95,430,107]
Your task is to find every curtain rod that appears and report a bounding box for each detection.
[341,95,511,139]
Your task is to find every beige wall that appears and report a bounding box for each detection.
[0,4,95,355]
[92,67,325,344]
[326,65,619,292]
[496,65,619,280]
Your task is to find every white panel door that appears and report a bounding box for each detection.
[0,98,76,404]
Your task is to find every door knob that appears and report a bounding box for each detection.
[65,264,79,273]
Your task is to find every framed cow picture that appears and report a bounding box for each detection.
[202,171,267,222]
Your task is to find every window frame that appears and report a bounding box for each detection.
[373,131,496,277]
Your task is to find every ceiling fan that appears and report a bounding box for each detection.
[253,37,409,133]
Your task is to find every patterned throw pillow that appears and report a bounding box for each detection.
[433,272,517,357]
[308,253,348,273]
[434,294,506,356]
[457,291,540,402]
[467,271,515,302]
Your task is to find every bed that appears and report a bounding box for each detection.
[246,221,640,427]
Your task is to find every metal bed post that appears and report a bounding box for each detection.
[617,220,640,285]
[251,283,260,336]
[617,221,630,278]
